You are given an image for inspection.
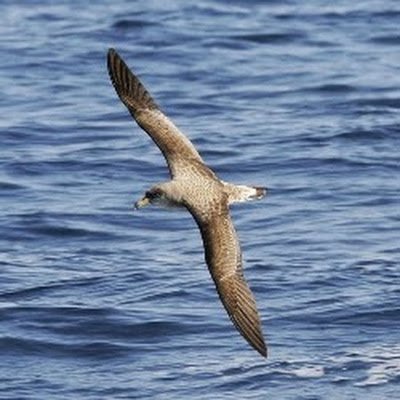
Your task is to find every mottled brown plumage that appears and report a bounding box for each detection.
[107,48,267,357]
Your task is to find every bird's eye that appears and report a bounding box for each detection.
[146,189,161,199]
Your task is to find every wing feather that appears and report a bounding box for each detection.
[107,48,204,176]
[191,204,267,357]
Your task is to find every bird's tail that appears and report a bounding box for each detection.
[222,182,267,204]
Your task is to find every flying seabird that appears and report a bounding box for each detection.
[107,48,268,357]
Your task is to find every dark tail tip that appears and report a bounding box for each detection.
[254,186,267,199]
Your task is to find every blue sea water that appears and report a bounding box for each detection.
[1,0,399,398]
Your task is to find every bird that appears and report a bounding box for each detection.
[107,48,267,357]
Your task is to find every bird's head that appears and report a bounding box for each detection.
[134,183,182,209]
[134,187,163,209]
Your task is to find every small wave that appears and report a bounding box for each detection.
[303,83,357,94]
[0,304,194,341]
[112,19,156,30]
[7,223,116,241]
[0,336,128,359]
[0,181,25,191]
[28,224,105,238]
[232,32,306,44]
[201,38,250,50]
[374,10,400,19]
[333,345,400,387]
[368,35,400,45]
[333,129,386,141]
[0,277,104,301]
[5,211,121,241]
[333,307,400,327]
[355,97,400,109]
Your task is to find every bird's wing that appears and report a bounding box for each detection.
[190,201,267,357]
[107,48,204,177]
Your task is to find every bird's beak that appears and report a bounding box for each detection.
[134,196,150,210]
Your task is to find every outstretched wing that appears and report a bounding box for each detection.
[107,48,204,177]
[191,202,267,357]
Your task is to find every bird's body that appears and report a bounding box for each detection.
[107,49,267,357]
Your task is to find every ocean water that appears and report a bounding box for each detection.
[1,0,399,399]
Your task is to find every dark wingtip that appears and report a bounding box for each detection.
[221,273,268,359]
[255,186,267,199]
[106,48,158,112]
[258,342,268,358]
[250,329,268,358]
[107,48,117,65]
[106,48,119,86]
